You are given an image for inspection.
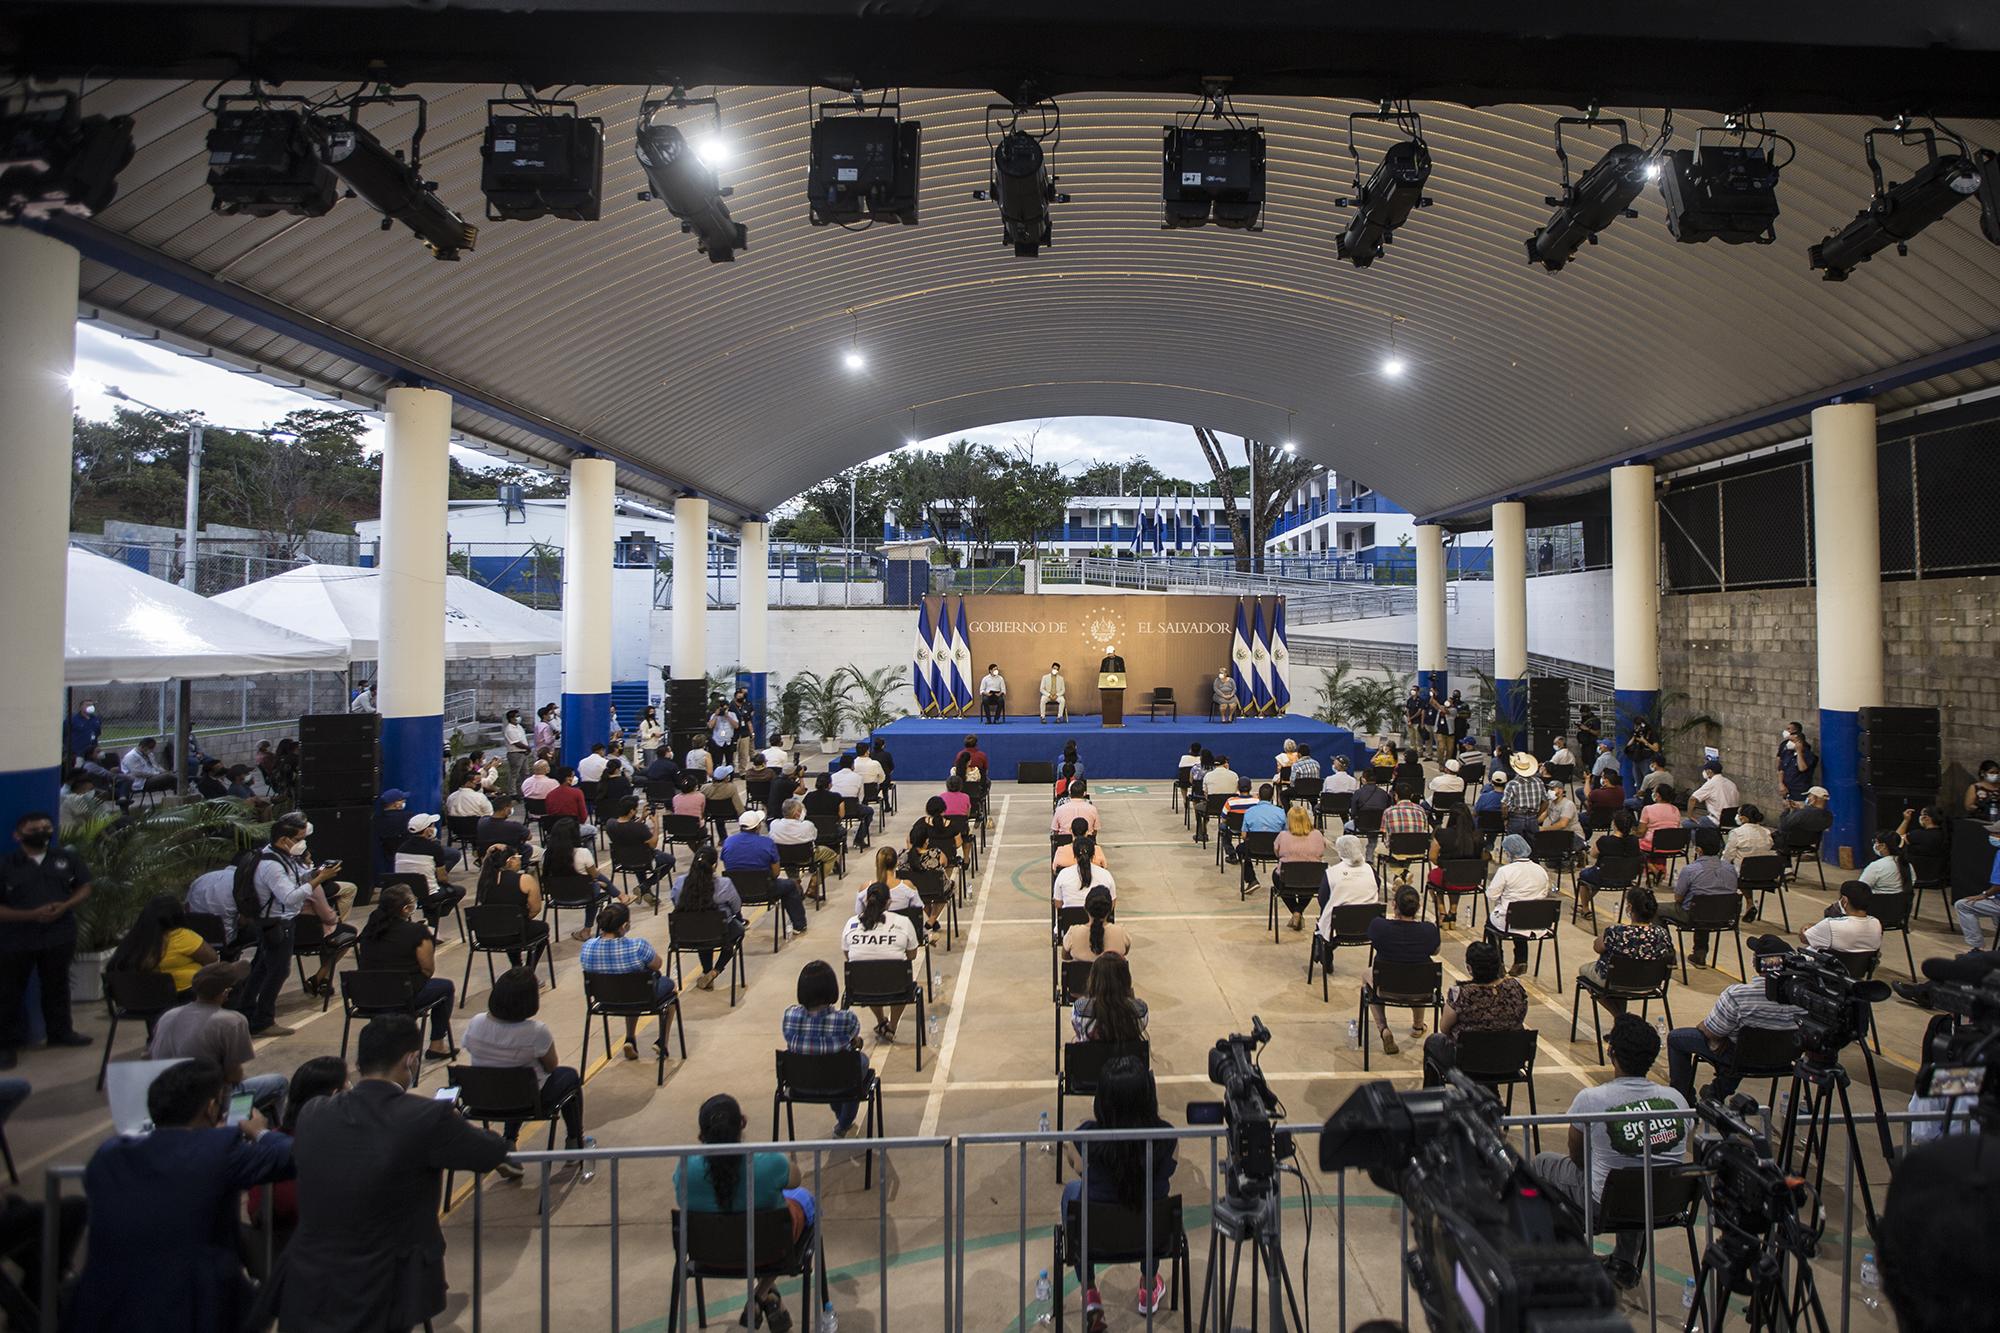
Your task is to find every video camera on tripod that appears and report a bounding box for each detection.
[1683,1092,1827,1333]
[1763,948,1889,1057]
[1321,1071,1631,1333]
[1915,967,2000,1132]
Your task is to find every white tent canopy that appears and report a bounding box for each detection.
[212,564,563,661]
[66,547,350,685]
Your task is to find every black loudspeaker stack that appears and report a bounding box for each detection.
[1527,677,1571,758]
[299,802,378,901]
[297,713,382,899]
[666,676,709,761]
[1858,706,1941,830]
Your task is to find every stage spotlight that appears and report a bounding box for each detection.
[1809,124,1981,281]
[1526,116,1661,273]
[0,90,134,222]
[1335,105,1433,268]
[480,98,604,222]
[1657,118,1788,245]
[205,96,338,218]
[1160,83,1264,230]
[692,135,732,167]
[634,96,748,263]
[807,93,921,227]
[976,102,1068,256]
[312,99,476,260]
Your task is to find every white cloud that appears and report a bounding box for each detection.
[871,416,1228,486]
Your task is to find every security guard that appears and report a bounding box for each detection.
[0,810,95,1069]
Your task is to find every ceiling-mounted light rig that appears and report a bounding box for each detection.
[1161,79,1266,231]
[1526,111,1669,272]
[972,99,1069,256]
[1335,101,1433,268]
[1810,119,1983,281]
[634,88,748,262]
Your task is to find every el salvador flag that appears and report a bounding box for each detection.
[949,597,974,714]
[1270,599,1291,713]
[929,598,954,715]
[913,599,936,715]
[1248,598,1273,715]
[1230,599,1254,705]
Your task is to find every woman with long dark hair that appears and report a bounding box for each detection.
[1061,885,1130,963]
[541,816,619,939]
[1057,1056,1177,1326]
[1053,832,1116,909]
[475,844,550,969]
[1859,829,1913,902]
[107,893,215,993]
[1071,953,1146,1041]
[669,843,747,991]
[354,885,454,1060]
[673,1093,818,1331]
[842,881,920,1039]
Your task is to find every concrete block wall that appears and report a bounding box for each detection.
[1658,574,1998,811]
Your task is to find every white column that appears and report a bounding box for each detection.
[1491,501,1528,747]
[737,519,770,745]
[1414,523,1447,699]
[669,496,710,749]
[560,457,615,768]
[0,228,78,832]
[1812,402,1882,866]
[375,386,452,814]
[1610,463,1660,786]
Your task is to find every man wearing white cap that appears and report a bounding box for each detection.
[718,809,809,936]
[1776,785,1833,857]
[1426,758,1466,805]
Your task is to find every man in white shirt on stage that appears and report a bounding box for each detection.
[1038,663,1067,723]
[978,664,1007,724]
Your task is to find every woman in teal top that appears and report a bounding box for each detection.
[673,1094,818,1329]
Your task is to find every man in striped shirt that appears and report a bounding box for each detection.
[1665,935,1801,1101]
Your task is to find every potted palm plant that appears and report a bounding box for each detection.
[847,665,909,738]
[63,799,269,1003]
[775,674,806,750]
[791,668,857,752]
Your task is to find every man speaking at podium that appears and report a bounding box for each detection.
[1098,648,1128,728]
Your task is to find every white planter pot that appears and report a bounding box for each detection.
[779,735,796,751]
[818,736,837,752]
[70,948,113,1006]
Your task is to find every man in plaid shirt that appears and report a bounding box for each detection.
[1380,784,1432,882]
[1501,752,1548,838]
[578,903,676,1059]
[782,960,869,1136]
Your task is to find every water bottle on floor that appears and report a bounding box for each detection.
[927,1011,940,1041]
[820,1299,838,1332]
[1681,1276,1700,1331]
[1347,1019,1360,1049]
[1859,1253,1880,1310]
[1039,1110,1053,1154]
[1033,1269,1054,1326]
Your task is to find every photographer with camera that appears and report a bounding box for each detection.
[1665,935,1802,1102]
[1532,1013,1690,1291]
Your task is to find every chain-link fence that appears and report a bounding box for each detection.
[69,536,308,598]
[1659,408,2000,593]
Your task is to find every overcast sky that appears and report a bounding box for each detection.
[71,321,1223,489]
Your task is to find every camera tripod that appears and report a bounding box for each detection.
[1197,1177,1303,1333]
[1683,1216,1831,1333]
[1776,1044,1895,1240]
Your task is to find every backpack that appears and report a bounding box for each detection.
[231,845,286,931]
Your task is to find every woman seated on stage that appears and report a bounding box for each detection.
[1054,834,1116,908]
[1061,885,1132,963]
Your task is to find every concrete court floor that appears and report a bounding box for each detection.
[11,776,1940,1332]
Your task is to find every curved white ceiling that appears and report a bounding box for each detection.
[70,80,2000,521]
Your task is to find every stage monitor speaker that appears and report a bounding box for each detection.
[1016,761,1055,785]
[301,803,377,899]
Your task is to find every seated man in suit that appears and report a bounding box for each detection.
[1038,662,1067,723]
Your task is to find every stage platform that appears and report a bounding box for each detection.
[864,714,1365,781]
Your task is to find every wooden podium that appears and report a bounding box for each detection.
[1098,672,1127,728]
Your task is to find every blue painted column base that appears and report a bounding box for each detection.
[1,764,62,840]
[737,671,769,749]
[379,714,444,817]
[1493,677,1527,751]
[1614,689,1660,791]
[561,692,613,772]
[1820,706,1864,871]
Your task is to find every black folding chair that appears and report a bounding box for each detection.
[667,909,747,1007]
[1053,958,1093,1073]
[1571,955,1674,1065]
[773,1049,882,1188]
[1055,1040,1150,1180]
[445,813,482,851]
[1430,857,1488,926]
[581,969,685,1084]
[777,839,825,907]
[288,913,353,1013]
[1193,792,1226,845]
[1315,789,1351,832]
[608,839,666,909]
[1488,898,1562,983]
[1646,826,1691,883]
[337,969,456,1078]
[1735,853,1789,930]
[661,812,710,863]
[729,868,795,954]
[1475,807,1506,847]
[1237,830,1280,900]
[1357,960,1443,1071]
[1430,787,1465,813]
[1454,1027,1542,1151]
[1661,893,1745,983]
[1307,904,1383,1001]
[908,867,959,950]
[442,1064,580,1210]
[1214,809,1246,872]
[1576,856,1639,933]
[1779,829,1829,893]
[1713,1025,1803,1109]
[541,870,607,945]
[1144,686,1178,721]
[1269,862,1325,941]
[1908,843,1949,923]
[1871,891,1917,977]
[96,970,179,1091]
[460,903,554,1004]
[1593,1165,1703,1279]
[666,1208,826,1333]
[1531,830,1582,892]
[807,812,849,877]
[1287,776,1324,809]
[1051,1195,1192,1333]
[842,957,927,1070]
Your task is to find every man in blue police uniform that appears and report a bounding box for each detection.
[0,810,95,1069]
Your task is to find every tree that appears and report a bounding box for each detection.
[1189,427,1318,572]
[451,460,565,500]
[1073,457,1192,497]
[783,463,889,551]
[206,407,377,557]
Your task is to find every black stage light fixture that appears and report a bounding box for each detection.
[1809,123,1982,281]
[1335,104,1433,268]
[0,90,134,222]
[1525,114,1662,272]
[205,94,338,218]
[1657,118,1788,245]
[480,98,604,222]
[634,94,747,263]
[1161,84,1264,230]
[312,96,476,260]
[807,92,921,227]
[973,101,1068,255]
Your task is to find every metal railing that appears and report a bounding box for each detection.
[68,535,310,597]
[1045,557,1454,623]
[36,1101,1949,1331]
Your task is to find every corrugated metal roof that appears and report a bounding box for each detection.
[69,80,2000,520]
